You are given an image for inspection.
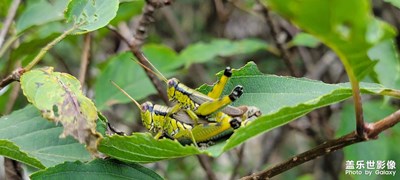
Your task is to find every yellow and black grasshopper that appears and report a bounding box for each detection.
[111,81,243,145]
[135,61,261,125]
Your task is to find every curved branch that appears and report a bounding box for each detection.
[241,109,400,179]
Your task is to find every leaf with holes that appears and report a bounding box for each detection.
[65,0,119,33]
[20,67,101,154]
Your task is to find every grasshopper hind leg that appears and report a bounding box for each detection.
[195,85,244,116]
[207,67,232,99]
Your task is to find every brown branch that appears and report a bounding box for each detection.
[79,33,92,85]
[107,25,131,45]
[0,0,21,49]
[258,3,299,77]
[130,0,171,47]
[0,67,25,91]
[351,81,365,138]
[241,108,400,179]
[4,157,23,180]
[197,155,217,180]
[129,47,170,104]
[108,1,173,104]
[230,144,246,180]
[126,0,171,104]
[4,79,20,114]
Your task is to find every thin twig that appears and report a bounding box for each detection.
[241,108,400,179]
[0,67,25,91]
[230,144,246,180]
[79,33,91,85]
[25,25,78,71]
[0,0,21,49]
[4,79,20,114]
[109,24,170,104]
[0,25,77,90]
[127,0,172,104]
[130,0,171,47]
[197,155,217,180]
[107,25,131,45]
[258,3,299,77]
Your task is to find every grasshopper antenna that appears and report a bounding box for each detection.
[131,58,168,83]
[110,80,141,109]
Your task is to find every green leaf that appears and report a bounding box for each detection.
[368,39,400,89]
[0,105,91,168]
[198,62,399,155]
[0,140,45,169]
[30,159,163,180]
[263,0,396,81]
[99,62,400,160]
[289,32,320,48]
[142,44,180,72]
[337,101,395,179]
[95,52,156,110]
[20,67,101,153]
[179,38,270,65]
[110,0,145,26]
[65,0,119,33]
[98,133,203,163]
[16,0,69,33]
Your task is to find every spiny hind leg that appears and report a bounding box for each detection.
[195,85,243,116]
[207,67,232,99]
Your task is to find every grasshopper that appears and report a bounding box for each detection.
[135,60,261,125]
[111,81,242,145]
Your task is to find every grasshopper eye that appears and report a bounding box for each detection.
[141,102,153,112]
[167,78,179,87]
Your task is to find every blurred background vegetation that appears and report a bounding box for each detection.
[1,0,400,179]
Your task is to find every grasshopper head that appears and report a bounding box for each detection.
[246,106,261,119]
[140,101,154,130]
[167,78,180,101]
[237,106,261,126]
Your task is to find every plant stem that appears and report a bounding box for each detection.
[197,155,217,180]
[241,108,400,179]
[350,79,365,138]
[24,25,77,71]
[79,33,92,85]
[126,0,172,104]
